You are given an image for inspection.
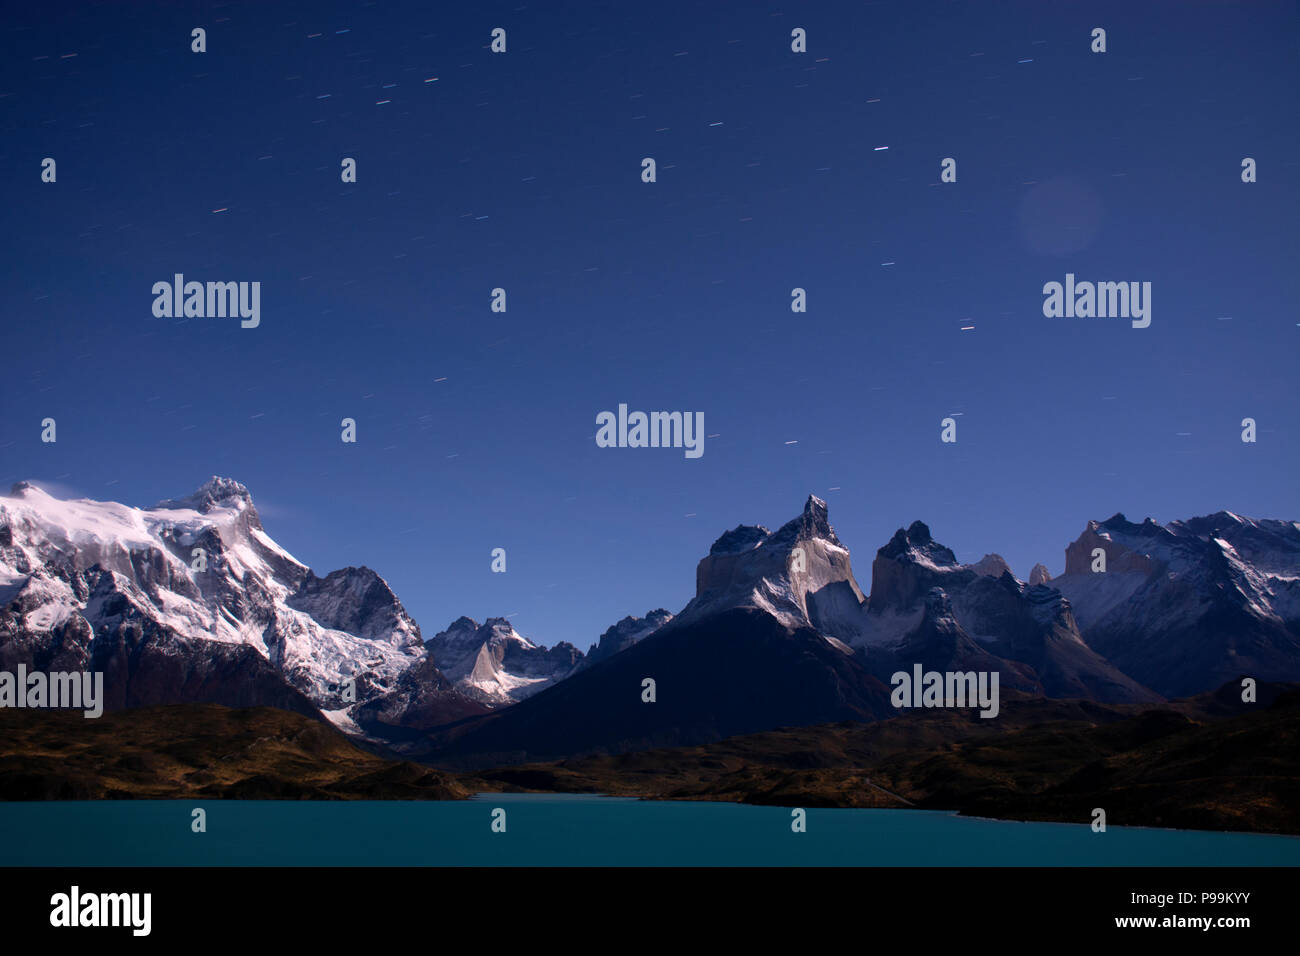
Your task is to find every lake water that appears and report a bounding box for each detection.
[1,794,1297,866]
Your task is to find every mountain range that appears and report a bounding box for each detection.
[2,477,1297,765]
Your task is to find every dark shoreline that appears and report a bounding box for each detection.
[3,687,1298,836]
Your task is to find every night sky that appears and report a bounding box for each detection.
[2,1,1297,651]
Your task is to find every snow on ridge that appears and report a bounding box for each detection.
[0,479,425,711]
[425,616,575,705]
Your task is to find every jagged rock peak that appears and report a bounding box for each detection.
[879,520,958,566]
[1028,563,1052,586]
[709,524,770,555]
[1097,512,1164,538]
[799,494,836,539]
[602,609,673,637]
[969,553,1013,578]
[1178,511,1254,537]
[316,565,378,584]
[768,493,841,548]
[155,476,255,514]
[1024,583,1076,627]
[582,609,674,668]
[707,495,841,556]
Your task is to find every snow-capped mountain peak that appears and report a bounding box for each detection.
[424,616,580,705]
[877,520,958,569]
[1054,510,1300,696]
[155,475,256,515]
[0,479,429,726]
[673,493,866,645]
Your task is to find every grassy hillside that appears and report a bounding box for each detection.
[0,703,469,800]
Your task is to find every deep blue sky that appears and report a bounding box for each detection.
[2,1,1297,652]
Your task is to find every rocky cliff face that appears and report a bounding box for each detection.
[579,609,673,669]
[1064,515,1165,577]
[866,520,1014,617]
[1054,511,1300,696]
[424,616,584,705]
[857,520,1158,704]
[677,494,869,647]
[859,587,1040,694]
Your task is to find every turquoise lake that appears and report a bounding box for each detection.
[1,794,1297,866]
